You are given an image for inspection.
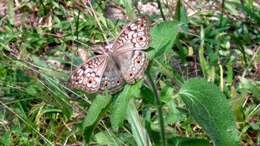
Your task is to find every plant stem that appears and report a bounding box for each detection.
[146,72,166,146]
[219,0,225,26]
[75,9,80,49]
[156,0,166,21]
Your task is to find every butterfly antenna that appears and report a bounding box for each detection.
[85,1,109,45]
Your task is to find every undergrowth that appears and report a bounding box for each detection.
[0,0,259,146]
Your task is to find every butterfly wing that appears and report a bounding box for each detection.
[112,16,150,84]
[113,50,148,84]
[112,16,150,52]
[99,56,125,93]
[69,16,150,93]
[69,55,125,94]
[69,55,107,93]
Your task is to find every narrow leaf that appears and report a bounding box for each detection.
[95,131,118,146]
[199,26,209,77]
[83,94,112,142]
[174,0,189,34]
[111,81,143,131]
[83,94,112,128]
[127,99,152,146]
[7,0,15,25]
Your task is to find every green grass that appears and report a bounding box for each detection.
[0,0,259,146]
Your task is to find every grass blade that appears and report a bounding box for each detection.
[127,99,152,146]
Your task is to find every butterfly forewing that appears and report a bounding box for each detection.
[112,16,150,53]
[112,16,151,84]
[69,55,107,93]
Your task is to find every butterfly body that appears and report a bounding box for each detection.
[69,16,150,94]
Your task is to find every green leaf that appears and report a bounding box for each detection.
[176,139,210,146]
[42,75,72,117]
[149,20,180,58]
[127,99,152,146]
[239,77,260,101]
[120,0,135,19]
[227,59,234,85]
[179,78,241,146]
[230,87,245,122]
[240,0,260,23]
[25,84,38,96]
[199,26,209,77]
[111,81,143,131]
[160,82,175,103]
[153,59,184,85]
[83,93,111,142]
[7,0,15,25]
[31,55,49,68]
[83,94,112,128]
[165,101,185,125]
[174,0,189,34]
[1,132,11,146]
[95,131,118,146]
[168,136,211,146]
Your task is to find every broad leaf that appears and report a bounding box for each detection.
[149,20,180,58]
[179,78,241,146]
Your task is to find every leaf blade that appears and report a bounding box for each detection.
[111,81,143,131]
[179,78,241,146]
[149,20,180,58]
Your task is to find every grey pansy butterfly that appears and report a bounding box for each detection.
[69,16,150,94]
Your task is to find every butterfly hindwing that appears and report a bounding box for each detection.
[114,50,148,84]
[99,57,125,93]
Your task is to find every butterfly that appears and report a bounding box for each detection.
[69,16,150,94]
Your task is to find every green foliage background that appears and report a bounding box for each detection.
[0,0,259,146]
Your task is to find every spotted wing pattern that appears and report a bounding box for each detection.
[99,57,125,93]
[112,16,150,52]
[112,16,150,84]
[69,55,125,94]
[69,16,150,94]
[114,50,148,84]
[69,55,107,93]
